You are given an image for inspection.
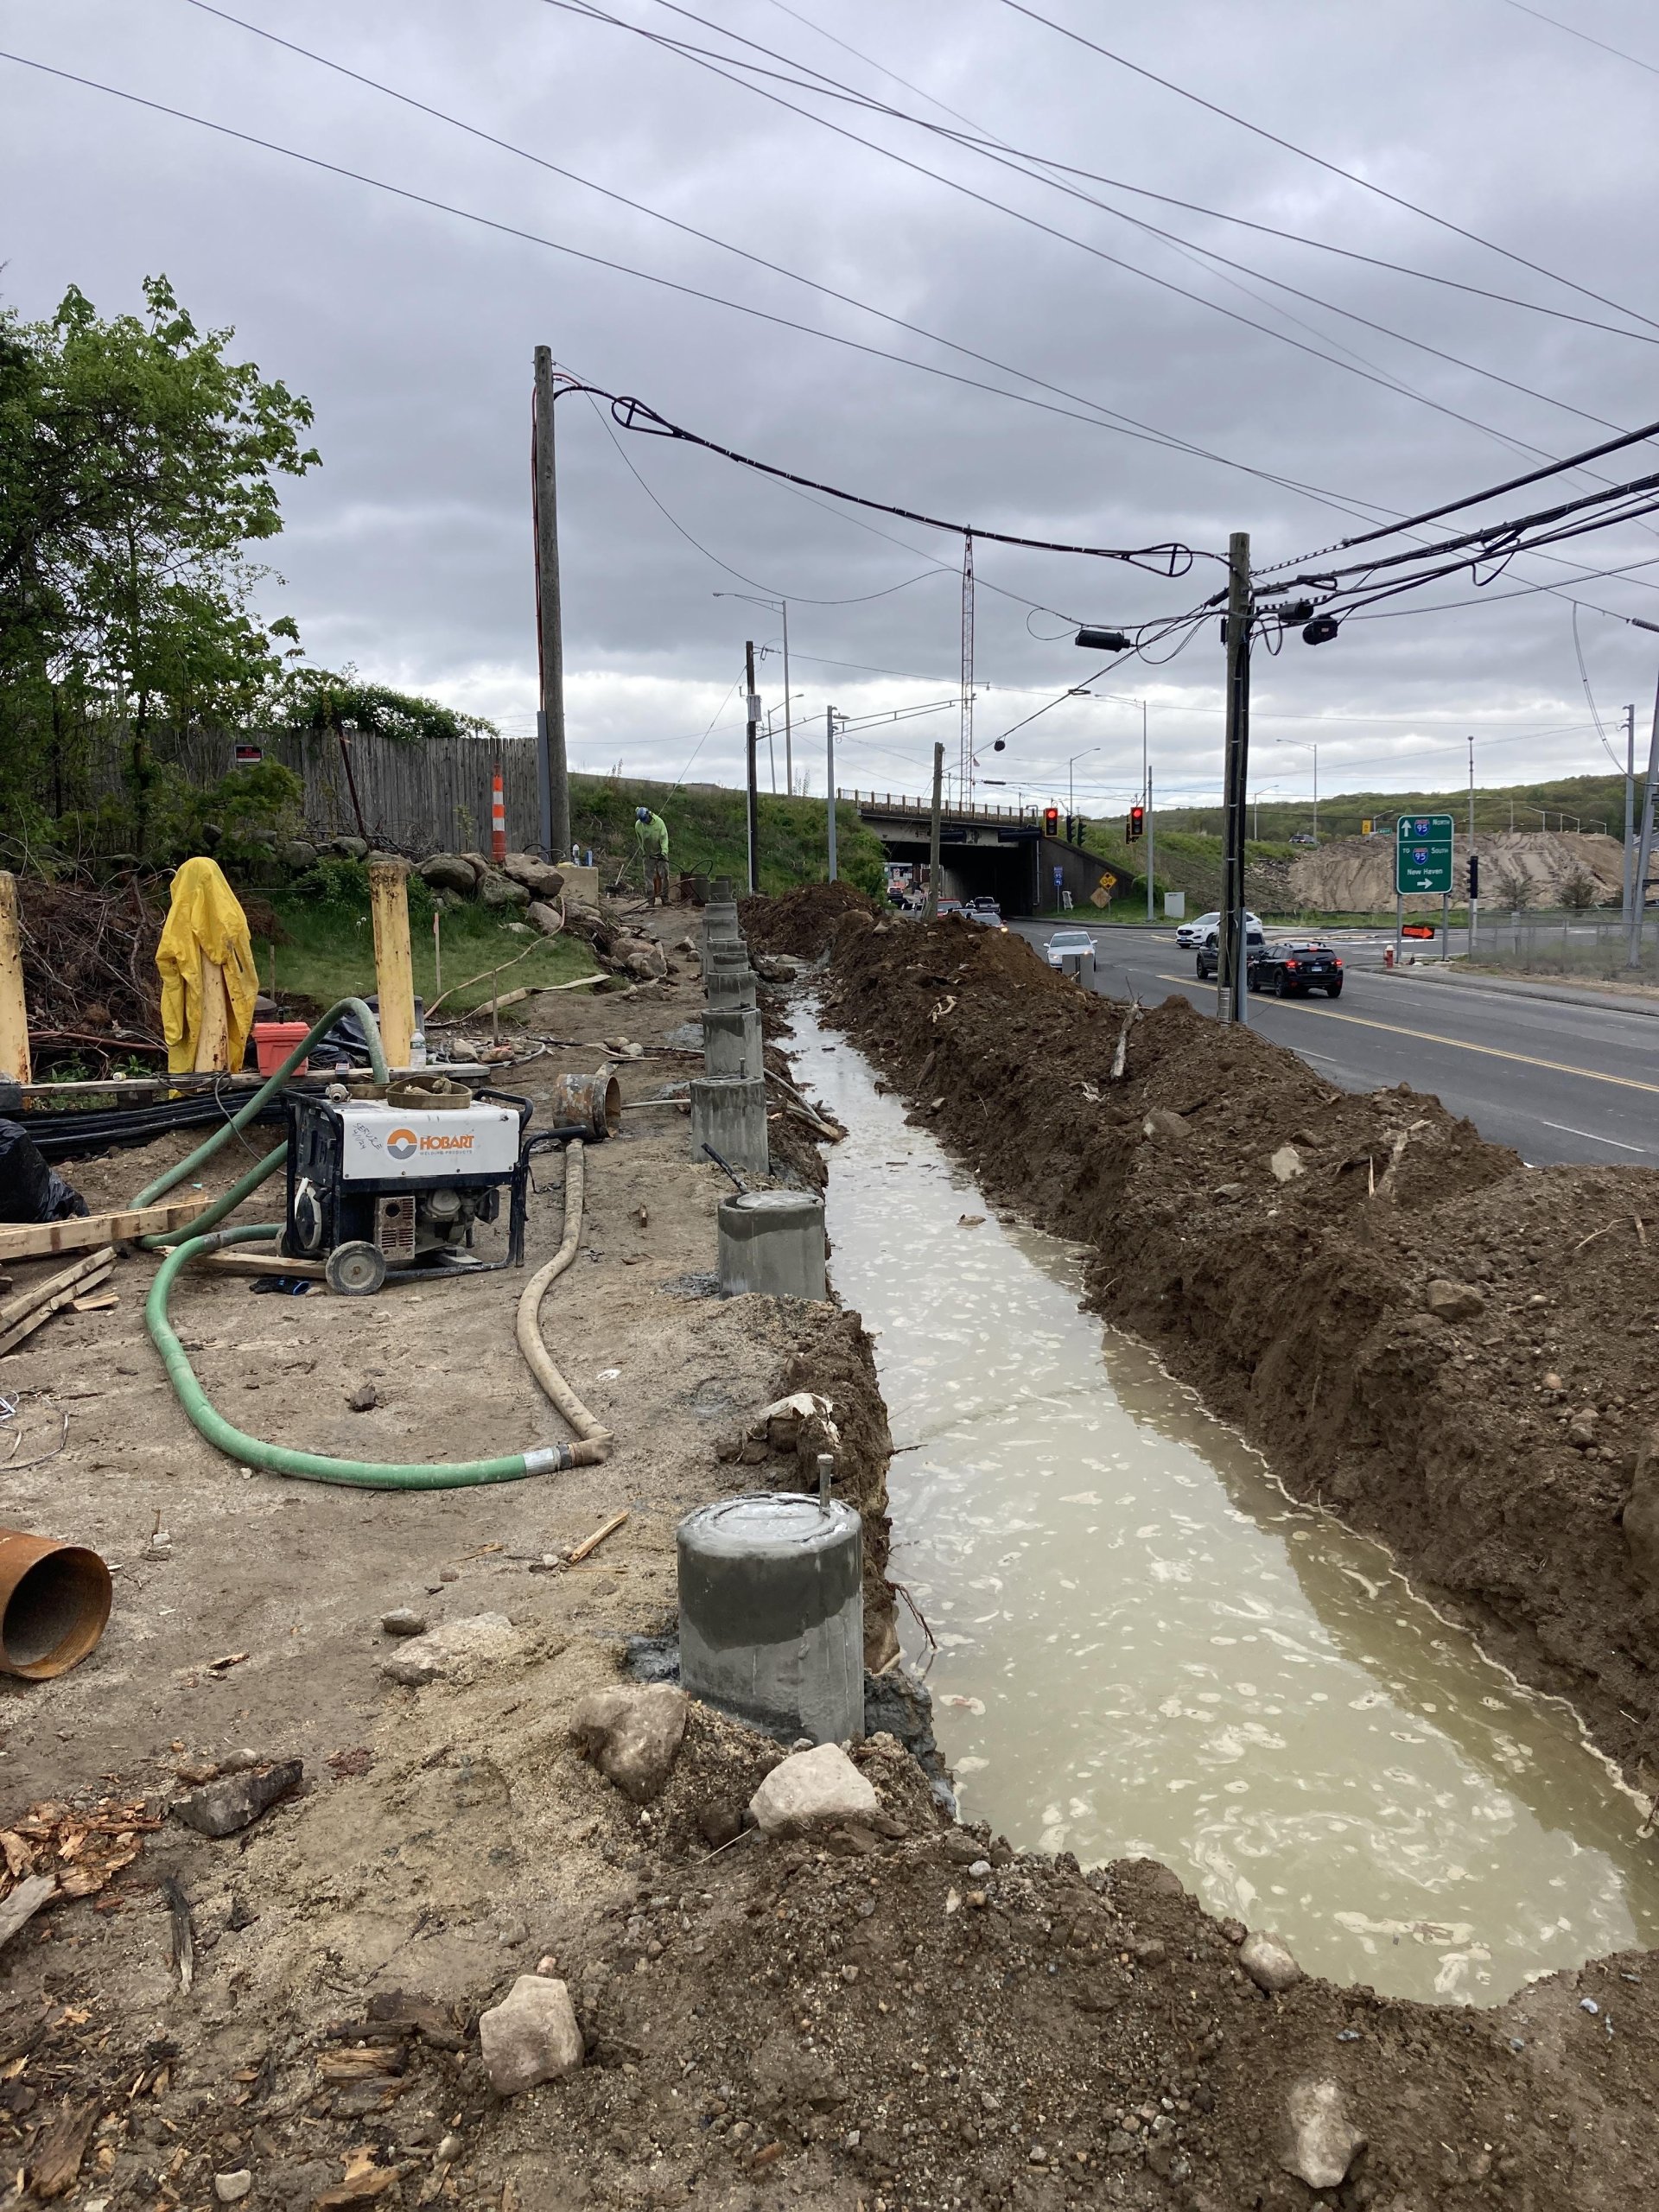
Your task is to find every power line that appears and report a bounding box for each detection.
[1494,0,1659,79]
[995,0,1659,337]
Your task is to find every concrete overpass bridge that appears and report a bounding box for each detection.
[842,787,1130,918]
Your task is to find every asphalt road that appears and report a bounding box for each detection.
[1008,921,1659,1168]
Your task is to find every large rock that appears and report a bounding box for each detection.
[500,852,567,900]
[1238,1930,1302,1995]
[1281,2078,1365,2190]
[1141,1108,1189,1147]
[616,937,669,982]
[175,1760,303,1838]
[478,1975,582,2096]
[569,1684,688,1803]
[378,1613,518,1687]
[477,870,531,911]
[1425,1277,1485,1322]
[323,836,368,861]
[749,1743,880,1837]
[526,900,565,938]
[1624,1427,1659,1589]
[420,854,480,895]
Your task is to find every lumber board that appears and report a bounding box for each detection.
[0,1245,115,1330]
[0,1252,115,1355]
[0,1198,212,1265]
[191,1250,327,1282]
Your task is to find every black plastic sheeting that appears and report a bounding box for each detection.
[0,1119,89,1220]
[13,1094,287,1163]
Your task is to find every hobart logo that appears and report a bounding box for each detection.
[386,1127,418,1160]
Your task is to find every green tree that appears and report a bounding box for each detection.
[0,274,318,843]
[283,664,497,745]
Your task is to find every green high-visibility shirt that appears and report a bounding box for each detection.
[636,812,669,860]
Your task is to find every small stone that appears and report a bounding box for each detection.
[1268,1144,1305,1183]
[1543,1371,1564,1393]
[1142,1107,1190,1147]
[213,2172,252,2203]
[1568,1408,1599,1449]
[1219,1916,1247,1945]
[1214,1181,1246,1201]
[378,1613,517,1688]
[175,1762,302,1839]
[1281,2078,1364,2190]
[569,1685,688,1804]
[479,1975,582,2096]
[381,1608,427,1638]
[1425,1278,1484,1322]
[434,2135,462,2165]
[1239,1931,1302,1995]
[346,1383,378,1413]
[748,1743,880,1837]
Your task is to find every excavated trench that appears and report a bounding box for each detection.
[791,1003,1659,2005]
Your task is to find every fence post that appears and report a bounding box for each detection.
[0,874,32,1084]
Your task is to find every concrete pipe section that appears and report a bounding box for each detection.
[706,969,758,1014]
[677,1491,864,1744]
[704,941,753,976]
[690,1074,769,1175]
[717,1189,828,1300]
[703,1006,765,1081]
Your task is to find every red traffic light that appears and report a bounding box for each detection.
[1127,804,1145,841]
[1043,806,1059,835]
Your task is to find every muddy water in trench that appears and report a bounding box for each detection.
[796,1010,1659,2003]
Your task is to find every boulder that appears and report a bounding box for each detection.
[500,852,567,900]
[749,1743,880,1838]
[323,836,368,861]
[366,849,406,874]
[478,1975,583,2096]
[753,952,804,983]
[1425,1277,1484,1322]
[378,1613,518,1687]
[526,900,565,938]
[1281,2079,1365,2190]
[1141,1108,1189,1147]
[420,854,480,895]
[569,1684,688,1803]
[1239,1930,1302,1994]
[175,1760,303,1838]
[1623,1427,1659,1589]
[616,938,669,982]
[1268,1144,1305,1183]
[476,871,531,911]
[283,839,319,874]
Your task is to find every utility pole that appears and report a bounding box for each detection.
[1467,733,1478,957]
[1146,766,1155,922]
[1217,531,1252,1026]
[1624,702,1637,935]
[781,601,792,798]
[925,741,944,920]
[825,707,838,881]
[745,640,760,895]
[531,346,571,863]
[1628,668,1659,969]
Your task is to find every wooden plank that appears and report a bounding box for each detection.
[0,1247,116,1332]
[194,957,232,1072]
[191,1250,327,1281]
[369,860,415,1068]
[0,1254,114,1355]
[0,1198,212,1266]
[0,872,30,1084]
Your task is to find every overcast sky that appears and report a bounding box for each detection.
[8,0,1659,819]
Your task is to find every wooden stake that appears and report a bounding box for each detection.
[193,956,232,1072]
[368,859,416,1068]
[432,908,442,995]
[568,1510,628,1563]
[0,872,32,1084]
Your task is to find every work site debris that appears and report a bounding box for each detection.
[174,1759,302,1838]
[569,1684,688,1803]
[378,1613,517,1687]
[0,1122,86,1226]
[16,874,165,1050]
[0,1796,157,1916]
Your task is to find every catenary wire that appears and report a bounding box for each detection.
[1493,0,1659,79]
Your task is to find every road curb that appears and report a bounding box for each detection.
[1378,964,1659,1020]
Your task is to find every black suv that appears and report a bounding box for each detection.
[1249,939,1344,998]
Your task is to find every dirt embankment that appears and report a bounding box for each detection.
[1290,829,1636,914]
[786,898,1659,1796]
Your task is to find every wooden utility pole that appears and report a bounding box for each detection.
[1217,531,1252,1026]
[532,346,571,864]
[781,599,793,798]
[1628,668,1659,969]
[369,857,416,1068]
[745,640,760,895]
[925,741,944,919]
[0,874,31,1083]
[825,708,839,881]
[1624,702,1637,936]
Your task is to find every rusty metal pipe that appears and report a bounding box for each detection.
[546,1071,621,1140]
[0,1529,112,1679]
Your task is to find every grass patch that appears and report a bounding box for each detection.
[571,775,887,898]
[258,866,599,1017]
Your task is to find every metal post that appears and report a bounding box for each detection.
[531,346,570,863]
[826,708,838,882]
[1146,765,1154,922]
[925,741,944,920]
[745,640,760,895]
[782,600,792,798]
[1628,667,1659,969]
[1467,733,1477,958]
[1218,531,1251,1025]
[1441,889,1451,960]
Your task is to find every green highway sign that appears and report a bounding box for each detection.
[1396,812,1454,896]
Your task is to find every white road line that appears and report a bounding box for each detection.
[1535,1119,1650,1154]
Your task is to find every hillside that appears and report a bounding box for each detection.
[1289,828,1645,915]
[569,774,887,899]
[1158,767,1636,849]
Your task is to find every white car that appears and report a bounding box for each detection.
[1044,927,1096,977]
[1175,908,1260,950]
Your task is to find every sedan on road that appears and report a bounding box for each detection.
[1249,939,1344,997]
[1176,908,1260,950]
[1194,920,1265,979]
[1044,927,1097,977]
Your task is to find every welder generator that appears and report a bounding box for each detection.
[281,1083,531,1295]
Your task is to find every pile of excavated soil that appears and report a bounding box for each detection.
[804,899,1659,1794]
[741,882,881,959]
[1290,829,1637,915]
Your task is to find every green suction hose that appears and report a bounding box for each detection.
[136,996,587,1489]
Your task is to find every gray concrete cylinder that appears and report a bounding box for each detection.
[677,1493,863,1744]
[690,1073,769,1174]
[705,940,750,974]
[703,1005,765,1080]
[703,898,741,944]
[706,967,757,1014]
[718,1190,827,1300]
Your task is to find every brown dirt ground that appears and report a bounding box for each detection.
[4,888,1659,2212]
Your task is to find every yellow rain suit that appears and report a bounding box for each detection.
[156,857,260,1074]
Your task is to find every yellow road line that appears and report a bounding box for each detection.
[1152,976,1659,1097]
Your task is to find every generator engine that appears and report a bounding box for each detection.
[282,1086,531,1294]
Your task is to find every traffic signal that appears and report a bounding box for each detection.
[1043,806,1059,836]
[1074,815,1086,845]
[1127,804,1145,842]
[1467,853,1479,900]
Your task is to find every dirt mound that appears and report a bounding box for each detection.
[823,910,1659,1786]
[741,880,881,957]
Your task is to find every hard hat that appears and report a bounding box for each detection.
[636,806,651,822]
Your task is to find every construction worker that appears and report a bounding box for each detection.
[635,805,670,906]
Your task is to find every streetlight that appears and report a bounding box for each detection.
[714,592,794,792]
[1274,737,1319,844]
[1250,783,1281,841]
[1066,747,1101,817]
[763,696,804,795]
